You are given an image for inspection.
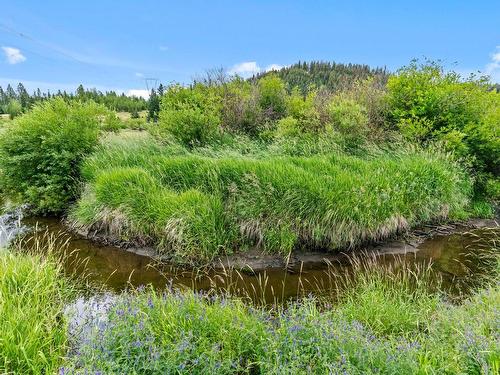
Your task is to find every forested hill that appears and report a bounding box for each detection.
[255,61,389,93]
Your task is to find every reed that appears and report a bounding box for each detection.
[70,134,472,264]
[0,249,73,374]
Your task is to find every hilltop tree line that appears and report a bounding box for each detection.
[0,83,147,119]
[254,61,389,94]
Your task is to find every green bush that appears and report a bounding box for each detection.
[257,74,287,120]
[275,116,302,138]
[157,84,222,146]
[327,95,370,150]
[485,177,500,202]
[220,78,263,135]
[3,99,22,119]
[328,95,369,135]
[387,61,500,176]
[285,89,321,132]
[0,98,113,214]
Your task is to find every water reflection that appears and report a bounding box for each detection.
[7,215,500,304]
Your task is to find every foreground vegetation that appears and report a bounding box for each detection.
[0,250,72,373]
[1,237,498,374]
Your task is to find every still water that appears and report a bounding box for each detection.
[1,210,498,303]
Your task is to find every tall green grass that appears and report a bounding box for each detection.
[70,134,472,263]
[0,249,72,374]
[71,134,472,262]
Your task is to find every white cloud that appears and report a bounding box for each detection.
[2,46,26,64]
[228,61,261,77]
[135,72,144,78]
[126,89,150,99]
[228,61,284,77]
[486,46,500,83]
[265,64,284,72]
[159,45,169,51]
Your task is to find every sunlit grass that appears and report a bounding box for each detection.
[0,249,73,374]
[70,135,472,264]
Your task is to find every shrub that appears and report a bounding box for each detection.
[220,78,264,135]
[327,95,369,135]
[387,61,500,176]
[257,74,287,120]
[484,177,500,202]
[157,84,222,146]
[348,77,389,131]
[0,98,113,214]
[285,88,321,132]
[327,95,370,150]
[3,99,22,119]
[275,116,302,138]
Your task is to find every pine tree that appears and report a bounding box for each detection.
[157,83,165,97]
[0,86,7,108]
[17,83,30,110]
[6,84,16,100]
[76,84,85,99]
[147,89,160,122]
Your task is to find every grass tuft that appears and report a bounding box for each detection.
[0,249,72,374]
[70,134,472,263]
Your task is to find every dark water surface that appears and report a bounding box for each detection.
[1,212,498,303]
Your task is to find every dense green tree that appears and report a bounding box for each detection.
[0,83,147,113]
[147,89,160,122]
[5,84,16,100]
[17,83,30,110]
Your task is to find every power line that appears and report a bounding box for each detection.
[144,78,159,91]
[0,23,88,64]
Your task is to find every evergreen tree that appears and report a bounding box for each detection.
[76,84,85,99]
[147,89,160,122]
[6,84,16,100]
[0,86,7,109]
[17,83,30,110]
[157,83,165,97]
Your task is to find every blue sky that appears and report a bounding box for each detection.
[1,1,499,97]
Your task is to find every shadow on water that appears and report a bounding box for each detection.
[2,212,499,304]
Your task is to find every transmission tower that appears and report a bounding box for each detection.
[144,78,159,92]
